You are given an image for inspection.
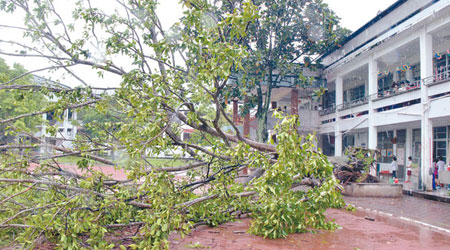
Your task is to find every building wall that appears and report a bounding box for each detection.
[316,0,450,190]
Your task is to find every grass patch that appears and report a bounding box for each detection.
[147,158,189,167]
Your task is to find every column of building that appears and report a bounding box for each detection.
[419,30,433,191]
[367,56,378,175]
[335,77,343,156]
[368,56,378,151]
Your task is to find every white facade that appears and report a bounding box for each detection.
[32,76,79,154]
[35,109,78,152]
[318,0,450,191]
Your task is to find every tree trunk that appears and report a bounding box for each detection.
[257,109,268,143]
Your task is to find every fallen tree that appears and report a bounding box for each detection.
[333,147,380,184]
[0,0,344,249]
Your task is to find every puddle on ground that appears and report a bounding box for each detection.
[170,209,450,250]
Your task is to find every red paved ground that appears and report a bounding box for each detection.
[344,196,450,231]
[29,163,129,180]
[170,208,450,250]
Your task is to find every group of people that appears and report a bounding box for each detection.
[380,80,419,98]
[433,157,446,190]
[390,156,413,182]
[390,155,446,189]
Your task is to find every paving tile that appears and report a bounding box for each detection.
[344,195,450,231]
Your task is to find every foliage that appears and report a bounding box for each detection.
[247,112,343,238]
[77,98,124,139]
[0,58,46,142]
[0,1,343,249]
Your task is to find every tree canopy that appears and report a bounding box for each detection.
[0,1,344,249]
[0,57,46,144]
[217,0,350,142]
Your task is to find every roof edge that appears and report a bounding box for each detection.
[319,0,407,61]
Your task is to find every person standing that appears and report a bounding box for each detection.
[432,159,438,190]
[391,156,398,179]
[406,156,412,183]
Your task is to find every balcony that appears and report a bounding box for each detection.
[373,79,421,101]
[319,105,336,116]
[338,96,369,111]
[427,69,450,98]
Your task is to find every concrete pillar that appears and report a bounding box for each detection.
[420,30,433,191]
[368,56,378,150]
[73,110,78,139]
[336,77,343,107]
[421,117,433,190]
[393,130,398,159]
[290,88,298,115]
[232,100,239,124]
[335,77,343,156]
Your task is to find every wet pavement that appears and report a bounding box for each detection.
[344,195,450,232]
[170,208,450,250]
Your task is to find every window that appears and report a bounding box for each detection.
[433,127,446,139]
[322,90,335,109]
[378,131,394,163]
[68,109,73,120]
[412,65,421,81]
[350,85,365,101]
[433,126,447,162]
[378,73,393,94]
[47,111,54,121]
[396,130,406,146]
[342,134,355,152]
[434,53,449,81]
[67,128,72,136]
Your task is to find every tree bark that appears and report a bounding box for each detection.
[257,110,268,143]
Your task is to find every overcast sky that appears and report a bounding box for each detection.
[323,0,397,31]
[0,0,397,87]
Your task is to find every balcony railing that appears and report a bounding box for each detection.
[319,105,336,116]
[338,96,369,110]
[425,69,450,86]
[374,79,421,100]
[318,69,450,116]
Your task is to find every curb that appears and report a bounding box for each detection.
[403,189,450,203]
[350,204,450,235]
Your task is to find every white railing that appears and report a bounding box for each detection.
[338,96,369,110]
[374,79,421,100]
[319,105,336,116]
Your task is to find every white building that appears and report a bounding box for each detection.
[315,0,450,191]
[32,76,79,153]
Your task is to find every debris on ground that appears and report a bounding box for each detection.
[332,147,380,184]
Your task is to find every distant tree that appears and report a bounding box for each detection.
[217,0,351,142]
[0,57,46,144]
[0,1,344,249]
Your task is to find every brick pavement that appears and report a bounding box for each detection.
[344,195,450,232]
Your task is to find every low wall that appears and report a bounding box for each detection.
[343,183,403,198]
